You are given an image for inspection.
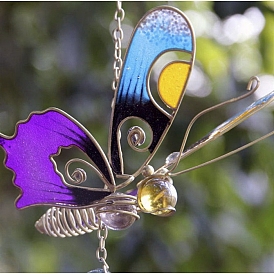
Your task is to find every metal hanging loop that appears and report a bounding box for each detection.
[112,0,125,91]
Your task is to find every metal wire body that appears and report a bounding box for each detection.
[35,207,99,237]
[35,193,139,237]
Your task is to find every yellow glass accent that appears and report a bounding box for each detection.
[158,62,191,109]
[137,178,177,216]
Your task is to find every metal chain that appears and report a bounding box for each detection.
[96,219,109,273]
[112,0,125,91]
[93,3,125,272]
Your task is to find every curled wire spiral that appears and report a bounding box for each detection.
[127,126,146,150]
[35,207,99,238]
[126,121,154,153]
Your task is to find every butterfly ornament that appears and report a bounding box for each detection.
[0,5,274,272]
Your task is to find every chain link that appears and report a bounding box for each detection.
[112,0,125,91]
[96,219,109,272]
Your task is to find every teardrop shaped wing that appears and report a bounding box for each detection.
[109,6,195,175]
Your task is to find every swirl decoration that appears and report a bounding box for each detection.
[127,126,146,151]
[71,168,87,185]
[64,158,110,188]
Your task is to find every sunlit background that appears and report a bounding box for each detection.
[0,1,273,272]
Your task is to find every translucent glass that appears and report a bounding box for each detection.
[99,204,138,230]
[137,178,177,216]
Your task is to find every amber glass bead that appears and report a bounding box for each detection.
[137,177,177,216]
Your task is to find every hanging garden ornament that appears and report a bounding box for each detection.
[0,2,274,273]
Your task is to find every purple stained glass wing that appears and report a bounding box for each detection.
[0,108,114,209]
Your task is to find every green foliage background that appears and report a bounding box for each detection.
[0,1,273,272]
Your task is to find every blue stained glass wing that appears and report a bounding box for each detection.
[109,6,195,174]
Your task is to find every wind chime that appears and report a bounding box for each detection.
[0,2,273,272]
